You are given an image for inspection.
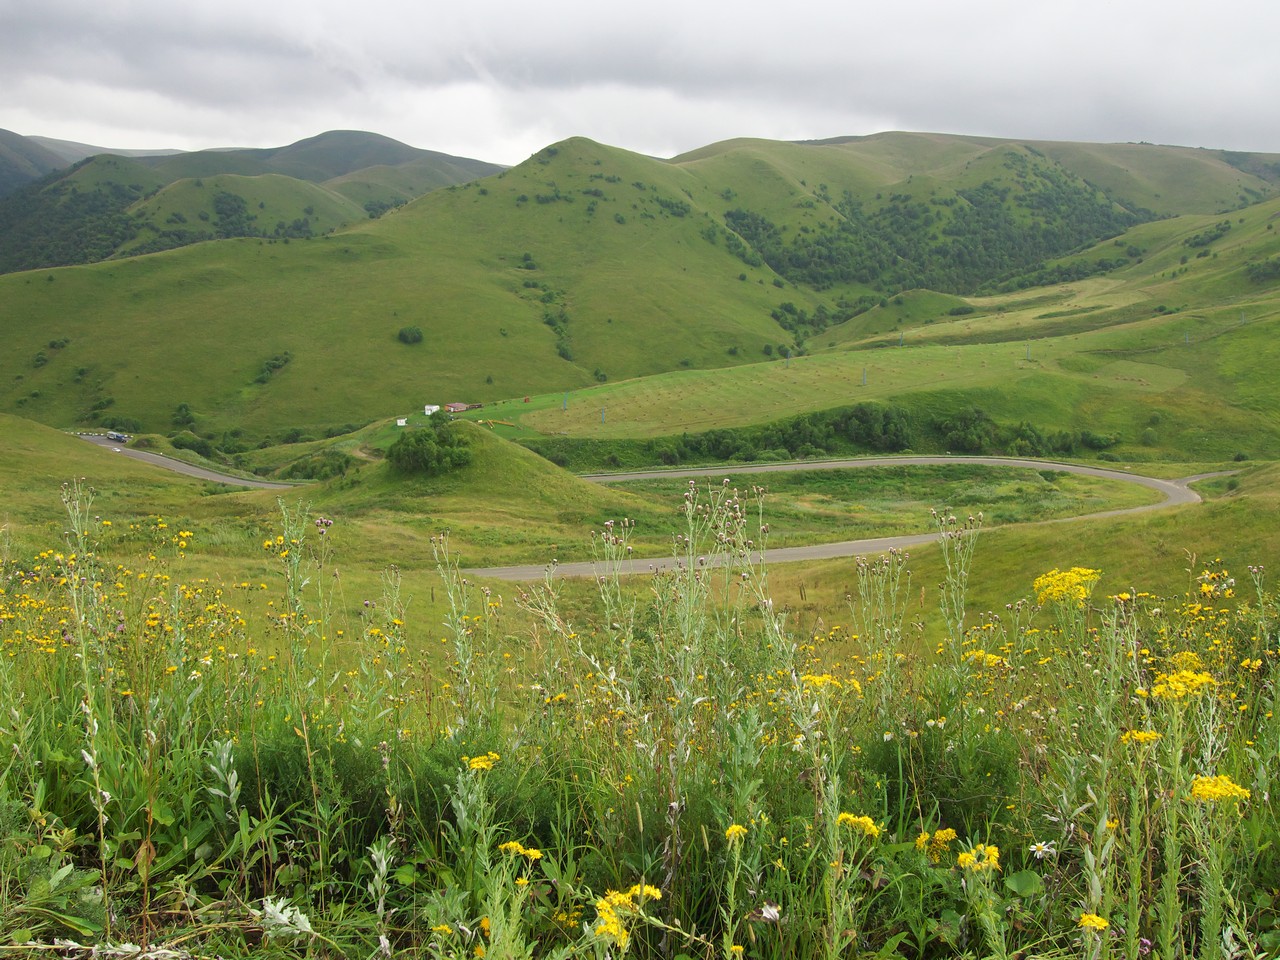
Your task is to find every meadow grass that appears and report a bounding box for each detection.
[2,476,1277,959]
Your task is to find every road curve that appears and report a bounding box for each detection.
[76,435,1226,577]
[78,434,297,490]
[465,456,1229,582]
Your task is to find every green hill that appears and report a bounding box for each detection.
[0,131,505,272]
[0,128,68,197]
[1,131,1278,456]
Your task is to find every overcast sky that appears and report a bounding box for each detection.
[3,0,1278,165]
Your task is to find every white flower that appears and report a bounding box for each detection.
[1028,840,1057,860]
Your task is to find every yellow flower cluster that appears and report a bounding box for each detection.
[914,827,957,863]
[957,843,1000,873]
[725,823,749,843]
[836,813,881,838]
[1033,567,1101,608]
[801,672,844,689]
[1150,669,1215,700]
[1190,774,1251,803]
[1078,913,1109,932]
[464,751,501,771]
[593,884,661,948]
[497,840,543,860]
[1120,729,1162,745]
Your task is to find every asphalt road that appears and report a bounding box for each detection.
[78,436,1226,580]
[78,434,296,490]
[465,456,1228,581]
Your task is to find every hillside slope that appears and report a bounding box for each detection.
[1,132,1278,447]
[0,131,505,272]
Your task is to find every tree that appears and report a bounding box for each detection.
[387,414,471,475]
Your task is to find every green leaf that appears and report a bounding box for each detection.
[29,844,53,860]
[1004,869,1044,898]
[394,864,419,886]
[150,798,175,826]
[9,929,33,945]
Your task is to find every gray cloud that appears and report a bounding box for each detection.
[2,0,1278,163]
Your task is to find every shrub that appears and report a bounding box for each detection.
[397,326,424,344]
[170,430,215,459]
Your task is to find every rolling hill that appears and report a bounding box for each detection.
[0,131,1277,457]
[0,130,506,272]
[0,128,68,197]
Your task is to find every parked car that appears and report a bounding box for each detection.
[106,431,130,443]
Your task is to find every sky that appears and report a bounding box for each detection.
[3,0,1279,166]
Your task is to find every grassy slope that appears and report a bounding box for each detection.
[1,132,1277,449]
[117,174,367,253]
[0,140,795,436]
[765,465,1280,642]
[484,193,1280,459]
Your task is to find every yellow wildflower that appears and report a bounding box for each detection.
[1120,730,1162,745]
[725,823,748,843]
[836,813,881,838]
[1033,567,1101,607]
[958,843,1000,873]
[1151,669,1215,700]
[1190,774,1251,803]
[1078,913,1109,932]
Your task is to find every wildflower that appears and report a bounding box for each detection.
[730,946,745,957]
[1121,730,1162,745]
[592,885,657,949]
[465,751,500,771]
[1028,840,1057,860]
[958,843,1000,873]
[431,924,453,936]
[917,827,956,863]
[1190,774,1251,803]
[1150,669,1215,699]
[836,813,881,838]
[1033,567,1101,607]
[1079,913,1109,932]
[725,823,748,843]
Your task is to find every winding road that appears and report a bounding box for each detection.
[78,435,1224,581]
[466,457,1228,581]
[78,434,296,490]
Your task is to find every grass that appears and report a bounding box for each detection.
[612,464,1163,550]
[3,131,1280,955]
[2,468,1277,958]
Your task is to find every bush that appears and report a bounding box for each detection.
[170,431,215,459]
[397,326,424,344]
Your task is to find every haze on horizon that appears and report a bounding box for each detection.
[2,0,1278,166]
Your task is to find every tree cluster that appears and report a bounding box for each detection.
[386,412,472,475]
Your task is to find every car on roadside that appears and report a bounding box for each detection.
[106,431,130,443]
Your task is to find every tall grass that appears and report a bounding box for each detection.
[0,482,1277,958]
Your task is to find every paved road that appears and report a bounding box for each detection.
[79,435,1226,578]
[78,434,296,490]
[466,456,1229,581]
